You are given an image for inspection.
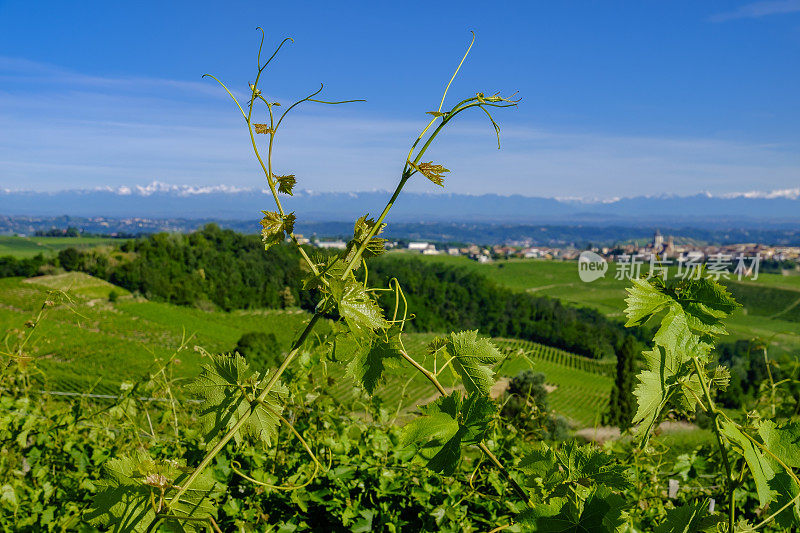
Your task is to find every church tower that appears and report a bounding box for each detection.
[653,229,663,249]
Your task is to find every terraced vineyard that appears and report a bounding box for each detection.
[495,338,616,377]
[494,339,614,426]
[324,336,614,426]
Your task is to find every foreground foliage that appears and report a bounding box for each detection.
[2,30,799,532]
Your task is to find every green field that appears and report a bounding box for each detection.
[399,253,800,356]
[0,235,118,258]
[1,274,612,426]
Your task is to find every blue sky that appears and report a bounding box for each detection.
[0,0,798,199]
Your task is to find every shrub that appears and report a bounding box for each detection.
[234,331,283,369]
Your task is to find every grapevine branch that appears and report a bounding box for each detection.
[398,347,532,504]
[170,29,523,518]
[167,312,322,508]
[691,355,737,531]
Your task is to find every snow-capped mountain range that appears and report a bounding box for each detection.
[2,182,800,225]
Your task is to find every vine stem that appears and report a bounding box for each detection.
[691,355,736,532]
[248,87,319,277]
[339,95,508,281]
[762,346,776,418]
[398,349,533,505]
[340,175,409,280]
[714,410,800,530]
[339,104,453,280]
[167,312,322,509]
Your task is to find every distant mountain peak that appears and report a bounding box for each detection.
[1,182,799,223]
[92,181,258,197]
[720,187,800,200]
[4,181,800,202]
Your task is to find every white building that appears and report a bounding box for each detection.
[316,240,347,250]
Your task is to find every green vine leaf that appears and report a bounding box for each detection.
[427,336,448,355]
[757,419,800,469]
[542,441,631,492]
[518,443,630,531]
[401,391,496,475]
[260,211,296,250]
[345,331,403,395]
[710,365,731,391]
[330,278,388,337]
[769,471,800,529]
[445,330,503,396]
[625,277,739,444]
[188,354,288,447]
[625,277,739,340]
[275,174,297,195]
[408,161,449,187]
[719,420,776,507]
[556,444,631,492]
[631,361,671,442]
[518,443,560,483]
[651,304,711,358]
[86,451,219,532]
[669,278,740,335]
[517,487,627,532]
[624,278,673,327]
[631,345,705,444]
[653,499,724,532]
[343,214,387,264]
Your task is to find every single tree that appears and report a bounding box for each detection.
[607,335,637,430]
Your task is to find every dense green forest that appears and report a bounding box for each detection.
[64,225,314,310]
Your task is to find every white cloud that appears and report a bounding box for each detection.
[710,0,800,22]
[0,56,798,200]
[720,187,800,199]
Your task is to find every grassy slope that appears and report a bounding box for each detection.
[400,253,800,357]
[24,271,130,299]
[1,275,611,426]
[0,276,318,394]
[0,235,117,258]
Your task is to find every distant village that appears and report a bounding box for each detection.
[302,229,800,266]
[8,216,800,270]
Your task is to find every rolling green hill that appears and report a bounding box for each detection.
[402,253,800,357]
[0,235,117,258]
[1,274,612,426]
[23,271,130,299]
